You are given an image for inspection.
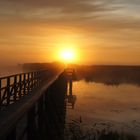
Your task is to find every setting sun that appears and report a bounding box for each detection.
[59,48,76,63]
[60,48,75,61]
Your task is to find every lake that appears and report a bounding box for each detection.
[66,80,140,139]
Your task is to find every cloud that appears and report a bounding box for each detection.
[0,0,140,49]
[0,0,118,19]
[0,0,140,32]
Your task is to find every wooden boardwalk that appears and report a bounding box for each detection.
[0,69,75,140]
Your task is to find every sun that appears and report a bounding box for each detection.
[61,48,75,60]
[58,48,76,63]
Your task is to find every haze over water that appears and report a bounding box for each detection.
[66,66,140,139]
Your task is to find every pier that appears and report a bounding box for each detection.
[0,69,75,140]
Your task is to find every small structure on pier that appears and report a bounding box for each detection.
[65,68,77,109]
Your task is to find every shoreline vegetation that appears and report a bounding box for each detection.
[0,63,140,86]
[74,65,140,86]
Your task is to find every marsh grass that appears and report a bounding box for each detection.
[65,118,137,140]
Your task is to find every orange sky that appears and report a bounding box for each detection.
[0,0,140,65]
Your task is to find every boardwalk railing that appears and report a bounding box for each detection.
[0,70,48,108]
[0,69,69,140]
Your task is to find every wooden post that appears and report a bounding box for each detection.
[30,72,33,90]
[19,75,22,98]
[23,74,26,95]
[69,79,73,96]
[34,72,37,87]
[27,73,30,94]
[7,77,10,105]
[37,72,40,87]
[14,75,17,102]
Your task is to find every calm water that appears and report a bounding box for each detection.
[66,80,140,138]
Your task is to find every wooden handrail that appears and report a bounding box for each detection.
[0,70,50,107]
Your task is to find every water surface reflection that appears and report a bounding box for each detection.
[66,80,140,139]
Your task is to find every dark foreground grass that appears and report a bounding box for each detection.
[65,119,137,140]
